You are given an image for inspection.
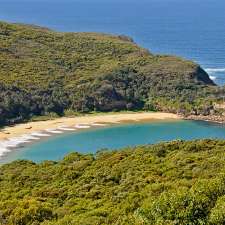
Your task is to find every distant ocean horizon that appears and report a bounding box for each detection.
[0,0,225,85]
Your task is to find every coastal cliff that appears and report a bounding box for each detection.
[0,21,224,125]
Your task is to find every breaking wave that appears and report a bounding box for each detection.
[205,68,225,73]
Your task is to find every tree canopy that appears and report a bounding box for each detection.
[0,21,224,125]
[0,139,225,224]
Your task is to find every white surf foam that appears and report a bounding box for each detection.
[59,128,76,131]
[32,132,51,137]
[20,134,40,140]
[75,124,91,129]
[0,134,41,158]
[209,75,216,80]
[205,68,225,82]
[58,126,76,131]
[91,123,107,126]
[0,130,63,159]
[7,137,31,146]
[205,68,225,73]
[0,143,10,157]
[45,129,63,134]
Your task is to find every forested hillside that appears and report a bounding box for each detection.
[0,21,224,125]
[0,139,225,224]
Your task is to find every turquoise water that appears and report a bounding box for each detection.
[0,0,225,85]
[2,120,225,163]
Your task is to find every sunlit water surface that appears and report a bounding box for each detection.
[1,120,225,163]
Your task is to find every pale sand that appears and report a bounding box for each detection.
[0,112,180,141]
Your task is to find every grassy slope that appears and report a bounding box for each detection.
[0,139,225,225]
[1,21,224,125]
[0,21,211,90]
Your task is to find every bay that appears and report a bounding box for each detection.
[2,120,225,163]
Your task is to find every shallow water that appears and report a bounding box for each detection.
[1,120,225,163]
[0,0,225,85]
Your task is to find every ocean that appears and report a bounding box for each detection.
[0,0,225,85]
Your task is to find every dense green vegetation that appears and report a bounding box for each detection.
[0,139,225,224]
[0,21,224,125]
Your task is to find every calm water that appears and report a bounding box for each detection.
[0,0,225,85]
[1,120,225,163]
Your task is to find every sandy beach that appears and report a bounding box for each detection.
[0,112,181,159]
[0,112,180,141]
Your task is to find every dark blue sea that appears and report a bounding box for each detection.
[0,0,225,85]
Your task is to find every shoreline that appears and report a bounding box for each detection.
[184,115,225,124]
[0,112,180,141]
[0,112,181,159]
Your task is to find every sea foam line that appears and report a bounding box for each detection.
[45,129,63,134]
[0,122,107,160]
[20,134,40,140]
[205,68,225,81]
[0,134,42,158]
[205,68,225,73]
[209,75,216,81]
[32,132,51,137]
[59,128,76,131]
[0,145,10,157]
[58,126,76,131]
[75,124,91,129]
[91,123,107,126]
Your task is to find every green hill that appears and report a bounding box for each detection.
[0,139,225,224]
[0,21,224,125]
